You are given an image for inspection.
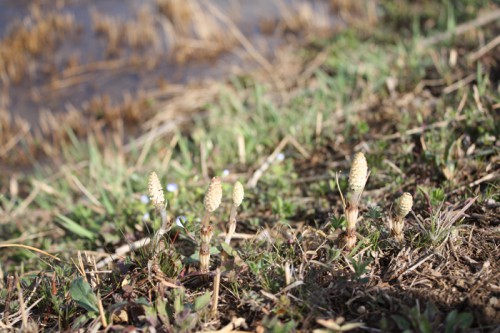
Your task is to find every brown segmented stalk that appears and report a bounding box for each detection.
[199,177,223,272]
[344,152,369,249]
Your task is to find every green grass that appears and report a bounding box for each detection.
[1,0,499,331]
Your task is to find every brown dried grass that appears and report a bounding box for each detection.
[0,5,76,83]
[157,0,236,63]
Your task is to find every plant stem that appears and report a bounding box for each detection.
[211,268,221,318]
[345,203,359,249]
[224,205,237,245]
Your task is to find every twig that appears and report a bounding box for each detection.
[442,73,476,95]
[11,187,41,217]
[418,9,500,48]
[124,113,205,153]
[0,244,60,261]
[298,48,331,87]
[202,1,272,73]
[211,268,221,318]
[293,173,339,184]
[136,125,159,168]
[70,175,103,208]
[277,280,304,295]
[199,317,247,333]
[97,292,107,328]
[217,232,255,240]
[200,141,209,180]
[335,172,346,210]
[377,115,467,140]
[95,231,167,269]
[315,111,323,144]
[288,136,311,159]
[237,135,246,165]
[202,0,287,96]
[2,276,15,325]
[383,159,404,176]
[0,122,30,158]
[160,134,179,175]
[16,277,28,329]
[6,298,42,326]
[468,34,500,62]
[224,206,238,245]
[403,253,434,276]
[473,85,485,113]
[450,172,499,194]
[247,136,289,188]
[75,251,88,283]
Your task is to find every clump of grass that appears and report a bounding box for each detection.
[200,176,222,273]
[413,197,477,246]
[389,192,413,242]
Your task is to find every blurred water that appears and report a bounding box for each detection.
[0,0,336,124]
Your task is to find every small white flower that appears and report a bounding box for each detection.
[221,169,230,177]
[276,153,285,162]
[140,195,150,204]
[175,216,187,228]
[142,212,150,221]
[166,183,179,193]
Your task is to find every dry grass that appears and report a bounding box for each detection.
[157,0,237,63]
[0,4,76,83]
[91,7,160,58]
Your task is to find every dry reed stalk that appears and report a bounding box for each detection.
[200,177,222,273]
[389,192,413,242]
[344,152,369,249]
